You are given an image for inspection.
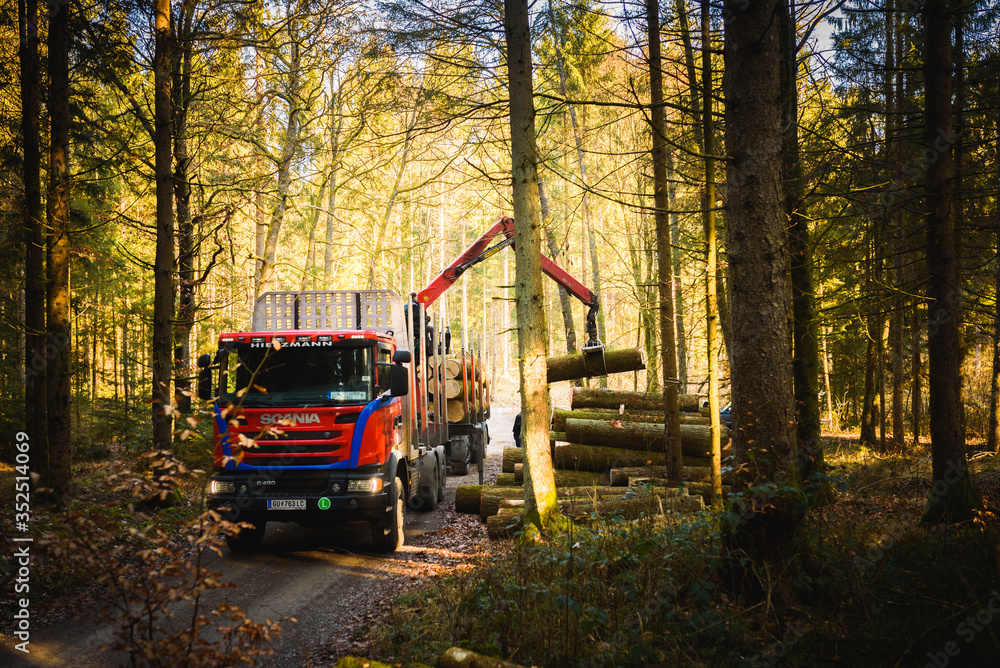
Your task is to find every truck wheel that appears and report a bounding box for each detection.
[225,519,266,554]
[437,452,447,503]
[451,436,471,476]
[371,476,404,551]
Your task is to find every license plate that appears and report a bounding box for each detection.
[267,499,306,510]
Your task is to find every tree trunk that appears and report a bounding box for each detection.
[667,152,688,396]
[151,0,175,464]
[20,0,48,481]
[172,0,195,415]
[545,2,605,352]
[723,0,795,484]
[781,0,823,482]
[539,179,577,354]
[46,0,72,498]
[988,243,1000,454]
[700,0,722,505]
[258,19,303,296]
[646,0,684,484]
[504,0,566,534]
[920,0,978,523]
[988,131,1000,455]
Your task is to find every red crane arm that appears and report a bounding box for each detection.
[415,216,602,348]
[416,216,597,308]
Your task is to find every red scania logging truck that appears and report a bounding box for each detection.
[197,217,603,553]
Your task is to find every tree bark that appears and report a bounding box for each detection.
[700,0,722,505]
[20,0,48,480]
[46,0,72,498]
[782,0,824,481]
[504,0,566,534]
[921,0,978,523]
[172,0,195,415]
[257,15,304,296]
[539,179,577,354]
[151,0,175,461]
[723,0,795,484]
[646,0,684,484]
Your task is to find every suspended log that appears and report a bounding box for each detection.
[455,484,487,514]
[553,443,708,472]
[546,347,647,383]
[564,418,730,458]
[552,408,710,431]
[571,387,704,413]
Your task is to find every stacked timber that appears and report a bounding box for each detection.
[442,354,490,423]
[563,418,730,459]
[570,387,705,413]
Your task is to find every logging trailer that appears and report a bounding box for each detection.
[197,216,605,553]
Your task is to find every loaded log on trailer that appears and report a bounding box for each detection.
[415,215,646,481]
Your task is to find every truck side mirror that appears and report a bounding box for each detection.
[391,350,410,397]
[197,353,213,400]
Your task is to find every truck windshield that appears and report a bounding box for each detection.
[222,343,375,407]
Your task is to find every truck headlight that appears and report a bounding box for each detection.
[210,480,235,494]
[347,478,383,493]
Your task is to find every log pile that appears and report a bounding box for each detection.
[441,353,490,423]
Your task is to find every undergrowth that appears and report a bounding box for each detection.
[373,446,1000,668]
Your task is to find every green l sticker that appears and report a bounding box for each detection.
[318,497,331,510]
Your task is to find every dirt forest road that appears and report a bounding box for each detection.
[2,405,518,668]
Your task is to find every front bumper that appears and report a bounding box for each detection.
[206,469,389,525]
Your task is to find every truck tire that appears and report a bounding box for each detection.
[372,476,405,551]
[437,451,447,503]
[225,519,266,554]
[450,436,471,476]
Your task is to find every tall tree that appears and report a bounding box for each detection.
[151,0,176,455]
[920,0,978,523]
[646,0,684,484]
[172,0,196,414]
[723,0,795,483]
[504,0,567,535]
[782,0,823,479]
[46,0,73,498]
[20,0,48,480]
[700,0,722,504]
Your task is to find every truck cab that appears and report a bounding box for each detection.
[199,290,448,553]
